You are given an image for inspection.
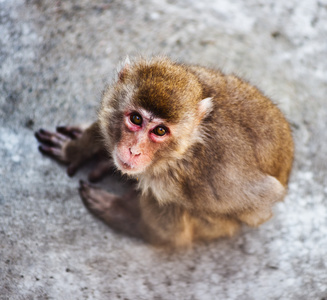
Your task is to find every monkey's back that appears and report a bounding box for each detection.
[189,65,294,188]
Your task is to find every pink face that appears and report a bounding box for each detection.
[113,108,171,175]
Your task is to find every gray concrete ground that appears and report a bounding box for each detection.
[1,0,326,299]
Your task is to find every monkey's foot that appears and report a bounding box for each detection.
[79,181,142,237]
[238,209,273,227]
[79,180,118,217]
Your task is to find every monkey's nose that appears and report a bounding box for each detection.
[129,147,141,157]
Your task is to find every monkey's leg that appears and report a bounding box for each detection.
[192,215,241,242]
[35,122,113,181]
[236,175,286,227]
[79,181,142,238]
[139,196,195,248]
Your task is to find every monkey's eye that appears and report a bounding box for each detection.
[130,113,143,126]
[153,126,167,136]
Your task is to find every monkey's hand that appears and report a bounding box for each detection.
[35,124,114,182]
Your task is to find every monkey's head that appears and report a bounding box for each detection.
[99,57,213,176]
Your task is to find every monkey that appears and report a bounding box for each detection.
[35,56,294,248]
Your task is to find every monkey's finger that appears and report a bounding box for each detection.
[53,132,71,142]
[35,129,68,147]
[79,180,92,205]
[79,180,101,207]
[56,126,83,139]
[67,161,81,177]
[38,145,65,160]
[35,129,55,146]
[88,160,115,182]
[79,180,90,192]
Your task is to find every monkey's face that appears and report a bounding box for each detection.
[112,107,173,175]
[99,57,213,176]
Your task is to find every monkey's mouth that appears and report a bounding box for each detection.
[113,148,146,175]
[116,155,133,170]
[114,152,136,173]
[121,160,133,170]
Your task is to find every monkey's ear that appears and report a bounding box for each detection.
[117,56,131,81]
[198,97,213,120]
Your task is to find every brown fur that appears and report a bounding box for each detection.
[36,57,294,248]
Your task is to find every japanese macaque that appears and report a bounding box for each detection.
[35,57,294,248]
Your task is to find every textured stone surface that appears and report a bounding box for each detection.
[1,0,326,299]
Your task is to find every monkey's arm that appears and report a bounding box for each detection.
[35,122,114,181]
